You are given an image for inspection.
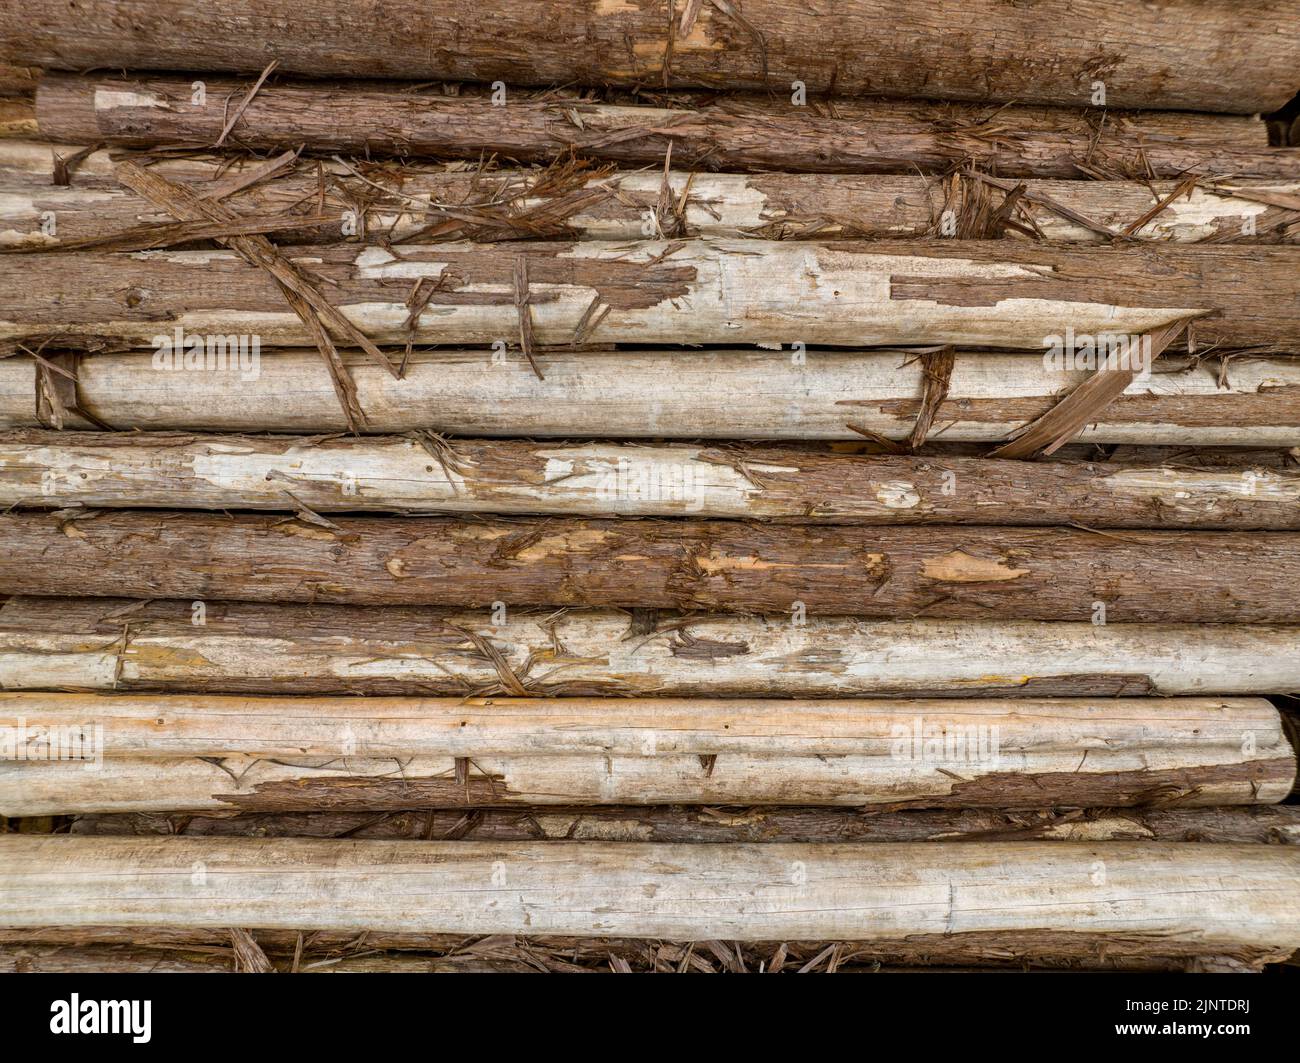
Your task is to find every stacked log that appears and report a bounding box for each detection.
[3,2,1300,976]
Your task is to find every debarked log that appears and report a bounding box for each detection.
[3,140,1297,247]
[3,691,1285,762]
[4,432,1299,528]
[7,238,1297,351]
[2,837,1298,960]
[1,744,1294,815]
[3,595,1298,697]
[66,804,1300,847]
[1,511,1298,622]
[3,349,1297,447]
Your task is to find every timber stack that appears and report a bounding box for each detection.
[1,1,1299,977]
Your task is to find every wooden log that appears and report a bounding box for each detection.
[2,695,1290,814]
[5,431,1300,528]
[4,140,1298,247]
[2,837,1298,963]
[30,75,1300,179]
[6,237,1296,351]
[1,510,1297,622]
[7,747,1292,815]
[3,349,1297,447]
[4,595,1298,698]
[66,804,1300,847]
[4,690,1285,762]
[0,944,503,974]
[8,4,1298,114]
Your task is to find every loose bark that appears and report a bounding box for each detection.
[2,837,1298,964]
[5,431,1299,528]
[9,4,1300,113]
[0,944,499,974]
[3,349,1296,447]
[4,140,1298,248]
[67,804,1300,847]
[3,595,1298,698]
[1,510,1298,622]
[30,76,1300,180]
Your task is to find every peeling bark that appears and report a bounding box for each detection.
[2,596,1297,698]
[4,431,1299,527]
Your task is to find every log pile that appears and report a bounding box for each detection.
[1,1,1299,975]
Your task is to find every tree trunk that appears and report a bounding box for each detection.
[4,140,1298,248]
[4,238,1299,351]
[30,75,1299,180]
[3,837,1298,965]
[66,804,1300,847]
[1,511,1297,621]
[5,431,1299,528]
[3,595,1297,698]
[8,2,1298,113]
[3,349,1296,447]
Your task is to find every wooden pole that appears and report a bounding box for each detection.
[3,141,1298,248]
[4,431,1299,528]
[6,237,1297,351]
[7,3,1298,113]
[4,595,1298,698]
[2,837,1298,965]
[1,511,1298,621]
[28,76,1300,179]
[3,349,1296,446]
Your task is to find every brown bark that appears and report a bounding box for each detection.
[5,431,1300,529]
[0,510,1298,621]
[3,238,1299,351]
[32,74,1299,179]
[7,1,1299,113]
[66,804,1300,846]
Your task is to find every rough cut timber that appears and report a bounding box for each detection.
[3,349,1297,447]
[5,432,1299,529]
[3,239,1298,351]
[7,2,1298,113]
[5,141,1298,247]
[29,75,1300,179]
[1,510,1297,622]
[3,735,1292,814]
[3,596,1298,698]
[67,804,1300,847]
[2,838,1298,969]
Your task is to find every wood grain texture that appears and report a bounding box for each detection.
[3,349,1296,447]
[8,3,1299,112]
[29,75,1300,178]
[3,596,1297,698]
[3,142,1297,247]
[5,432,1299,528]
[2,837,1298,961]
[1,510,1298,621]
